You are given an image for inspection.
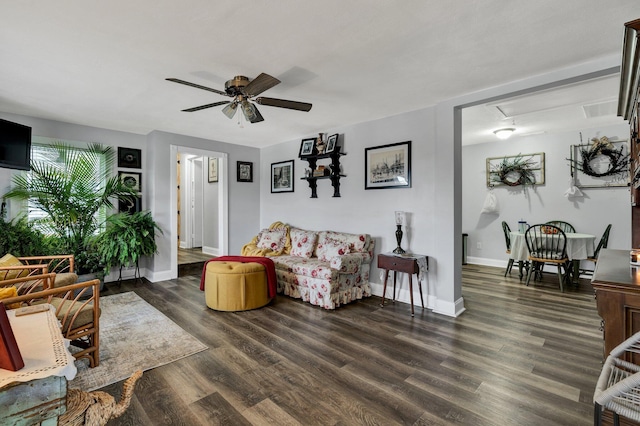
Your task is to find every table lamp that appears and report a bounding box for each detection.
[393,211,406,254]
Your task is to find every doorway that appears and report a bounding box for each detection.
[182,155,204,250]
[170,145,228,279]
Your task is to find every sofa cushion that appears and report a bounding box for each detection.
[314,232,369,257]
[272,256,338,280]
[49,297,98,330]
[257,228,287,252]
[290,228,318,258]
[0,254,29,281]
[317,236,350,262]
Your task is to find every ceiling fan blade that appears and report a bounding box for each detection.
[242,73,281,97]
[241,100,264,123]
[255,97,312,112]
[182,101,230,112]
[222,102,238,119]
[166,78,229,97]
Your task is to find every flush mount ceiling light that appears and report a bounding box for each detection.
[493,128,516,140]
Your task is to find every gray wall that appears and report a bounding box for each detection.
[0,113,261,282]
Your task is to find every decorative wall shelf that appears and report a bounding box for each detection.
[300,151,346,198]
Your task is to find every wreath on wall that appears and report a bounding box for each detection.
[491,155,537,187]
[569,136,630,178]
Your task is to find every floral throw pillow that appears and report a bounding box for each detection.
[257,228,287,251]
[317,236,350,262]
[290,229,318,258]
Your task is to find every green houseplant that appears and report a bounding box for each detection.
[2,142,136,275]
[0,211,58,257]
[95,211,162,279]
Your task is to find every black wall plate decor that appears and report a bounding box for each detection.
[118,147,142,169]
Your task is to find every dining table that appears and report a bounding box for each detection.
[509,231,596,282]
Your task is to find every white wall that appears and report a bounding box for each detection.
[203,156,220,251]
[462,123,631,267]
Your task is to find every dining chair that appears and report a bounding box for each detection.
[545,220,576,233]
[581,224,612,277]
[524,224,569,292]
[502,221,514,277]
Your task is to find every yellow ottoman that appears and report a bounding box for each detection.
[204,261,272,311]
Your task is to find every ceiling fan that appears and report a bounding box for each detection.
[166,73,312,123]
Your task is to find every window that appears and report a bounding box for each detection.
[27,140,109,234]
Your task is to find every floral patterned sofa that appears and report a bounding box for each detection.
[241,222,374,309]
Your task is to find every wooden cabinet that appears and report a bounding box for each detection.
[619,19,640,246]
[300,151,346,198]
[591,249,640,360]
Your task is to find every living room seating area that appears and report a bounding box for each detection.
[242,221,374,309]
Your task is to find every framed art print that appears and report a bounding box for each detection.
[365,141,411,189]
[325,133,339,154]
[237,161,253,182]
[271,160,294,193]
[208,157,218,183]
[119,196,142,214]
[299,138,316,158]
[117,147,142,169]
[119,171,141,192]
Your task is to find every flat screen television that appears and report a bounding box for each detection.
[0,118,31,171]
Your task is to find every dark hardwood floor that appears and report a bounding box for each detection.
[100,264,604,425]
[178,248,213,277]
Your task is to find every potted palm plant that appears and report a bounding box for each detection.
[2,142,137,278]
[95,211,162,281]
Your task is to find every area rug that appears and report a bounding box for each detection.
[69,291,207,392]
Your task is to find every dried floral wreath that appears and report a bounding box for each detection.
[491,154,537,187]
[569,136,630,178]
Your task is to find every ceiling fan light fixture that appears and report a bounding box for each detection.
[493,127,516,140]
[222,102,237,119]
[241,100,264,123]
[166,72,310,124]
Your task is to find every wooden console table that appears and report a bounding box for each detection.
[591,248,640,360]
[0,305,77,425]
[378,253,429,316]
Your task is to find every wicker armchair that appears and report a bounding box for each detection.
[0,272,101,367]
[594,331,640,425]
[0,253,78,287]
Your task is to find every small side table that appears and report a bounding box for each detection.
[378,253,429,316]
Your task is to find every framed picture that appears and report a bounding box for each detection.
[271,160,294,193]
[119,171,141,192]
[326,133,339,154]
[117,147,142,169]
[486,152,545,187]
[299,138,316,158]
[568,140,629,188]
[237,161,253,182]
[365,141,411,189]
[208,157,218,183]
[119,196,142,214]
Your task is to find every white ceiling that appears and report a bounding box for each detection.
[0,1,637,148]
[462,74,626,146]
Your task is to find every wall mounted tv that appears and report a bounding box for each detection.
[0,118,31,171]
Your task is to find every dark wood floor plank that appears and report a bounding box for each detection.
[189,391,254,426]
